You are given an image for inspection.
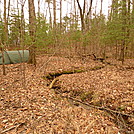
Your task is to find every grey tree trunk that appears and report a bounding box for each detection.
[60,0,62,32]
[53,0,56,29]
[28,0,36,65]
[4,0,8,44]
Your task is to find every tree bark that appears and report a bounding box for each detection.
[4,0,8,44]
[38,0,40,17]
[0,44,6,75]
[76,0,86,32]
[20,0,26,46]
[100,0,103,15]
[53,0,56,29]
[131,0,134,57]
[60,0,62,32]
[132,0,134,24]
[86,0,93,30]
[125,0,131,57]
[120,0,127,64]
[7,0,10,25]
[28,0,36,65]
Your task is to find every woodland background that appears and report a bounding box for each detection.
[0,0,134,62]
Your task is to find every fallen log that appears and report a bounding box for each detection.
[44,66,105,80]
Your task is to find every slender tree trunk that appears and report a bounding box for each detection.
[2,0,7,75]
[120,0,127,64]
[131,0,134,57]
[76,0,85,32]
[7,0,10,24]
[74,0,78,29]
[111,0,119,58]
[38,0,40,17]
[4,0,8,44]
[132,0,134,24]
[100,0,103,15]
[53,0,56,29]
[125,0,131,57]
[86,0,93,30]
[60,0,62,32]
[20,0,26,88]
[0,44,6,75]
[5,0,11,43]
[28,0,36,65]
[20,0,26,46]
[47,1,52,29]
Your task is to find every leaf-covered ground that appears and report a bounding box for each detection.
[0,55,134,134]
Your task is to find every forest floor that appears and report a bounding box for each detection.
[0,54,134,134]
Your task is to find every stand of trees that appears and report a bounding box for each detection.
[0,0,134,65]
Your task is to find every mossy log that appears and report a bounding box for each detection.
[44,66,105,80]
[45,69,85,80]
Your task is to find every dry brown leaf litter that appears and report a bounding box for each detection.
[0,55,134,134]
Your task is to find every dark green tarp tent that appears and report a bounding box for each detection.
[0,50,29,65]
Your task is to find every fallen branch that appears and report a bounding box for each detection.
[49,78,59,89]
[68,97,134,118]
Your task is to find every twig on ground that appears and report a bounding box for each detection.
[67,97,134,118]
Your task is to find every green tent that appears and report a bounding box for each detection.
[0,50,29,65]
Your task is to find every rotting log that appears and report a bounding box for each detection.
[44,66,105,80]
[45,69,85,80]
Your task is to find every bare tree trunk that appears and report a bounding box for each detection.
[7,0,10,25]
[86,0,93,30]
[132,0,134,24]
[53,0,56,29]
[20,0,26,88]
[38,0,40,17]
[46,0,52,29]
[100,0,103,15]
[2,0,8,75]
[20,0,26,46]
[120,0,127,64]
[60,0,62,32]
[125,0,131,57]
[76,0,86,32]
[0,44,6,75]
[74,0,78,29]
[28,0,36,65]
[131,0,134,57]
[4,0,8,44]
